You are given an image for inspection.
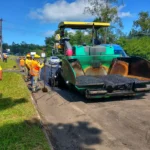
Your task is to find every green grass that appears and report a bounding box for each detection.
[0,58,50,150]
[0,55,18,70]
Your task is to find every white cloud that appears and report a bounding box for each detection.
[119,12,132,18]
[29,0,92,23]
[118,5,132,18]
[29,0,132,23]
[118,5,125,11]
[43,30,55,37]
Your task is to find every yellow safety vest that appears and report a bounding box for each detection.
[25,59,32,69]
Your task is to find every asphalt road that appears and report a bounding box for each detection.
[39,65,150,150]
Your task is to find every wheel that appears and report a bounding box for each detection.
[49,77,55,87]
[49,76,58,87]
[56,72,67,88]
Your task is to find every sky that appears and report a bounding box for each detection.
[0,0,149,45]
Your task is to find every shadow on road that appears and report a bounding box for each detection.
[1,116,102,150]
[51,86,146,104]
[45,121,102,150]
[0,94,28,111]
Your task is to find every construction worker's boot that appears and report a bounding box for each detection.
[36,86,41,91]
[32,88,37,93]
[24,78,28,82]
[27,76,31,81]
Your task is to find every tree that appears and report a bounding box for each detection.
[85,0,123,23]
[8,42,43,55]
[132,11,150,37]
[44,36,55,56]
[68,30,91,45]
[2,43,9,51]
[84,0,124,43]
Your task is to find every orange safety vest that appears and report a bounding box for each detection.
[30,60,40,76]
[0,66,2,80]
[20,59,25,66]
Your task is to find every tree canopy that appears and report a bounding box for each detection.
[84,0,124,43]
[84,0,123,26]
[129,11,150,37]
[2,42,44,56]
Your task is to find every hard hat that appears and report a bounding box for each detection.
[34,54,40,58]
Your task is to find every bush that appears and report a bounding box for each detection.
[117,36,150,60]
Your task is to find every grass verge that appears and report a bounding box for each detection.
[0,60,50,149]
[0,55,18,70]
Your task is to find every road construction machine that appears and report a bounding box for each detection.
[50,21,150,99]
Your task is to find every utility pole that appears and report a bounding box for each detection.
[0,18,3,59]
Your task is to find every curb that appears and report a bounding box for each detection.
[30,95,54,150]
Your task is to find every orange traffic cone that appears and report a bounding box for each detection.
[0,66,2,80]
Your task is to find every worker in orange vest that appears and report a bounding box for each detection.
[20,57,25,72]
[30,54,44,92]
[3,54,8,63]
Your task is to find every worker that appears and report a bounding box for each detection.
[30,54,44,92]
[25,54,32,82]
[19,57,25,72]
[0,66,2,80]
[3,54,8,63]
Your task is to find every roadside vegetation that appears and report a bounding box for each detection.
[0,59,50,150]
[117,11,150,60]
[117,36,150,60]
[0,56,18,70]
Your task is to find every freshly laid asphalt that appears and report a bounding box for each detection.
[28,64,150,150]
